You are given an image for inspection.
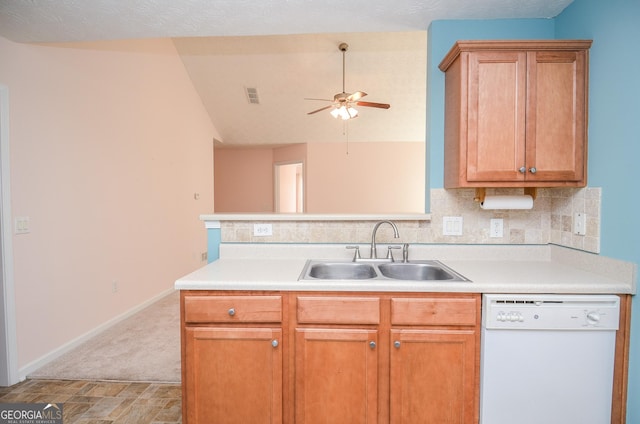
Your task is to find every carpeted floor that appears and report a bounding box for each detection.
[30,290,181,383]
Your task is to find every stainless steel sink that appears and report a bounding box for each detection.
[306,262,377,280]
[299,260,469,282]
[377,261,465,281]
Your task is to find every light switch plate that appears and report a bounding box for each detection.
[442,216,463,236]
[15,216,30,234]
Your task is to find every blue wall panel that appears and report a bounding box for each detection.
[206,226,221,263]
[554,1,640,421]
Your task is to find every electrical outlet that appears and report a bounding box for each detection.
[490,219,504,238]
[112,280,118,293]
[201,252,208,262]
[442,216,463,236]
[574,212,587,236]
[253,223,273,236]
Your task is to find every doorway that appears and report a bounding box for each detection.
[274,161,304,213]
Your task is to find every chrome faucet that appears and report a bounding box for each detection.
[370,220,400,259]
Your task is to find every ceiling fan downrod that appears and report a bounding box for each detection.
[339,42,348,94]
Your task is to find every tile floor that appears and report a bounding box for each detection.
[0,379,182,423]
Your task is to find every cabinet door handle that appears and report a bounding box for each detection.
[369,341,376,350]
[228,308,235,317]
[394,341,401,349]
[519,166,526,173]
[271,339,279,348]
[529,167,537,174]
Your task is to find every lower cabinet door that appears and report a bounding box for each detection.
[390,329,477,424]
[295,328,379,424]
[184,327,282,424]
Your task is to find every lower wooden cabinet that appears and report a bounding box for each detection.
[183,327,282,424]
[295,328,379,424]
[182,293,284,424]
[390,329,477,423]
[388,296,479,423]
[181,291,480,424]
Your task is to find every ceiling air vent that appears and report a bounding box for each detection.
[245,87,260,104]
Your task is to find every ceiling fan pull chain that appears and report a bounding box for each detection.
[345,121,350,155]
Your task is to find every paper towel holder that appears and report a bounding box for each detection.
[474,187,537,203]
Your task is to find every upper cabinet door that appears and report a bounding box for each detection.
[467,50,527,183]
[525,49,588,183]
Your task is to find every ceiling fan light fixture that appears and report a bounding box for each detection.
[306,42,389,119]
[331,105,358,120]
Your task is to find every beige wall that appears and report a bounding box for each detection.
[0,36,216,372]
[273,143,306,164]
[306,141,425,213]
[215,141,425,213]
[214,147,274,212]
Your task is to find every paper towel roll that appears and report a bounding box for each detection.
[480,195,534,210]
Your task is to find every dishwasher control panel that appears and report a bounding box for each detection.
[483,294,620,330]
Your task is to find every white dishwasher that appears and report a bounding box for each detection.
[480,294,620,424]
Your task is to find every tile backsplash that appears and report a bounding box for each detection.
[429,187,600,253]
[219,187,601,253]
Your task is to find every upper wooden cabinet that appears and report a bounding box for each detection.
[439,40,592,188]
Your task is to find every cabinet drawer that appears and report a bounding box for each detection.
[297,296,380,325]
[391,297,477,326]
[184,295,282,323]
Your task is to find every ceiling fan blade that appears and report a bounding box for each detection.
[346,91,367,102]
[356,101,391,109]
[304,97,333,102]
[307,105,334,115]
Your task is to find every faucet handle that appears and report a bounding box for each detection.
[346,245,361,262]
[387,245,402,262]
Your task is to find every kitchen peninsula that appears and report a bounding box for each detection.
[176,243,634,294]
[176,243,635,423]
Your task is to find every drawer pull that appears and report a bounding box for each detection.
[369,341,376,350]
[272,339,279,348]
[394,341,401,349]
[228,308,236,317]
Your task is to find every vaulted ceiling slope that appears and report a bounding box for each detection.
[0,1,573,146]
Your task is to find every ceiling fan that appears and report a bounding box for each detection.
[306,42,391,120]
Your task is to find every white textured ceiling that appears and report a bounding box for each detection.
[0,0,573,146]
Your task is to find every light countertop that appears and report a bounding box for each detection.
[175,244,636,294]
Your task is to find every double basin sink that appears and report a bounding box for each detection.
[299,260,469,282]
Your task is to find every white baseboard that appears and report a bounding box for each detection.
[19,288,176,380]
